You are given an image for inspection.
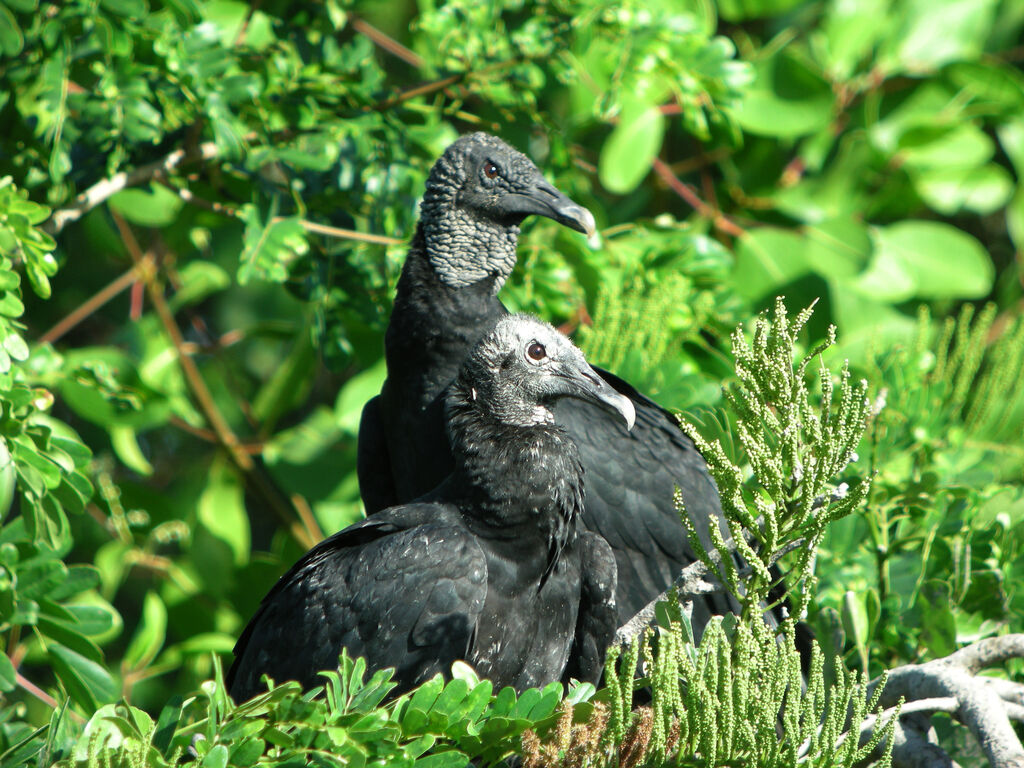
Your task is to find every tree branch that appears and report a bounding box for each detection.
[46,142,220,236]
[866,635,1024,768]
[349,14,423,68]
[110,212,319,549]
[651,157,745,238]
[613,536,806,645]
[38,256,152,344]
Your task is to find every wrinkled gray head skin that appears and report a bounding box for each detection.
[421,133,595,291]
[451,314,635,430]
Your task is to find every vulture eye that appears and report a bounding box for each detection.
[483,162,500,179]
[526,341,546,361]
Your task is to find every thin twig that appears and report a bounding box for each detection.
[370,74,463,112]
[651,157,745,238]
[155,177,404,244]
[109,212,316,550]
[16,672,86,724]
[39,257,152,344]
[46,142,220,236]
[349,14,423,68]
[291,218,404,245]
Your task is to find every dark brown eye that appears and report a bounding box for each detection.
[527,341,546,361]
[483,162,499,179]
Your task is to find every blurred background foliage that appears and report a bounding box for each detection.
[0,0,1022,763]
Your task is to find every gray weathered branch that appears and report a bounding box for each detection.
[46,142,220,235]
[863,635,1024,768]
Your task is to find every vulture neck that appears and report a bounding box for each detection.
[418,189,520,291]
[387,227,508,408]
[445,384,585,579]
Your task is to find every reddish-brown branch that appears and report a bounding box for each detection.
[370,74,463,112]
[349,14,423,68]
[109,212,316,550]
[651,157,745,238]
[16,672,86,723]
[38,257,152,344]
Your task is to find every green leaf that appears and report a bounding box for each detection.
[820,0,887,78]
[1007,187,1024,255]
[16,557,67,601]
[108,184,184,228]
[802,218,872,279]
[110,425,154,476]
[917,580,958,657]
[0,438,14,523]
[408,673,445,713]
[63,603,119,638]
[899,123,994,171]
[0,5,23,58]
[238,206,309,284]
[37,615,104,663]
[866,221,994,299]
[49,643,118,712]
[414,751,470,768]
[733,228,810,301]
[201,744,229,768]
[123,591,166,670]
[196,458,249,566]
[12,435,62,490]
[735,51,833,138]
[997,119,1024,179]
[48,565,100,601]
[333,357,388,436]
[716,0,804,22]
[879,0,999,74]
[99,0,149,18]
[598,102,665,194]
[910,163,1014,215]
[0,652,15,692]
[3,333,28,362]
[0,291,24,318]
[167,260,231,312]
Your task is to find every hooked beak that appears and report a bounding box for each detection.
[559,362,636,431]
[502,180,596,237]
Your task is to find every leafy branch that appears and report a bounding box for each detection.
[678,297,872,620]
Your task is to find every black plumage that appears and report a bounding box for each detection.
[357,132,743,630]
[228,315,626,701]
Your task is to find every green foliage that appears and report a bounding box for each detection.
[0,179,120,760]
[534,615,897,767]
[815,302,1024,677]
[0,0,1021,766]
[678,299,872,619]
[51,652,574,768]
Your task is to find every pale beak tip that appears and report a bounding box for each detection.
[579,208,597,239]
[620,395,636,431]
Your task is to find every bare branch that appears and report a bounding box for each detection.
[651,157,745,238]
[869,635,1024,768]
[110,212,320,550]
[292,218,404,245]
[349,13,423,68]
[39,257,152,344]
[944,635,1024,675]
[46,142,220,235]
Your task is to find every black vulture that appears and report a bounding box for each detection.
[357,132,743,630]
[228,314,627,701]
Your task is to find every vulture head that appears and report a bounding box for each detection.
[420,133,595,289]
[452,314,635,431]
